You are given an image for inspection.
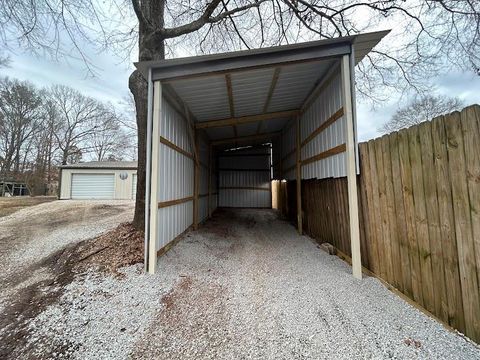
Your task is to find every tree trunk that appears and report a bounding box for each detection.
[129,70,149,230]
[130,0,166,231]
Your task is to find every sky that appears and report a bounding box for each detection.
[1,31,480,144]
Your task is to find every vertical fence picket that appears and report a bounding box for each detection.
[382,133,402,291]
[376,136,394,283]
[431,115,465,331]
[460,105,480,313]
[409,124,435,313]
[360,142,380,273]
[444,111,480,341]
[369,139,386,280]
[389,132,412,298]
[419,121,448,322]
[398,128,424,306]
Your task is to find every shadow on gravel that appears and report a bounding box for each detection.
[0,244,80,359]
[0,222,144,359]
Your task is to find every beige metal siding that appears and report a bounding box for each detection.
[156,96,195,250]
[300,71,346,179]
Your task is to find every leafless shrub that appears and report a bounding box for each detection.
[379,95,464,133]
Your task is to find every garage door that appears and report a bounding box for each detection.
[132,174,137,199]
[71,174,115,199]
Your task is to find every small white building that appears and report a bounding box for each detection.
[59,161,137,200]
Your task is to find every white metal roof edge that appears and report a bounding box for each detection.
[135,30,390,81]
[60,161,138,170]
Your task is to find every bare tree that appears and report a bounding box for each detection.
[0,53,9,67]
[48,85,107,165]
[25,99,63,194]
[379,95,464,133]
[87,107,132,161]
[117,93,138,160]
[0,77,43,177]
[1,0,478,228]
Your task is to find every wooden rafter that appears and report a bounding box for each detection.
[212,131,281,146]
[195,109,298,129]
[257,67,281,135]
[225,73,238,139]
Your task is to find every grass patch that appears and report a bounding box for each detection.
[0,196,57,218]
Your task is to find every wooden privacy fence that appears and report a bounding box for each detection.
[273,105,480,343]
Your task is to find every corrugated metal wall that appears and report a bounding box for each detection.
[274,70,346,181]
[218,146,271,208]
[156,97,195,250]
[300,71,346,179]
[155,96,220,251]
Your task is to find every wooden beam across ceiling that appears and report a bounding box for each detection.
[257,67,281,135]
[225,74,238,138]
[212,131,281,146]
[195,109,299,129]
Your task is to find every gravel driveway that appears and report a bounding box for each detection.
[0,200,134,309]
[15,208,480,359]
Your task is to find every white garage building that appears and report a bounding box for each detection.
[59,161,137,200]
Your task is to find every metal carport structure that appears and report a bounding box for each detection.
[136,30,389,278]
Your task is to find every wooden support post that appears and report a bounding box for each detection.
[148,81,162,274]
[341,54,362,280]
[208,144,213,218]
[193,130,200,229]
[295,115,303,235]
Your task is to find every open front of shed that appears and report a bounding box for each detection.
[136,30,390,277]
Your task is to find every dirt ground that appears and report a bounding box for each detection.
[0,200,134,358]
[0,196,57,217]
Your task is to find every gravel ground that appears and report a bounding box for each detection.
[0,200,134,309]
[23,209,480,359]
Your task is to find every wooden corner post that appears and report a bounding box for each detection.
[147,80,162,274]
[295,115,303,235]
[341,54,362,280]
